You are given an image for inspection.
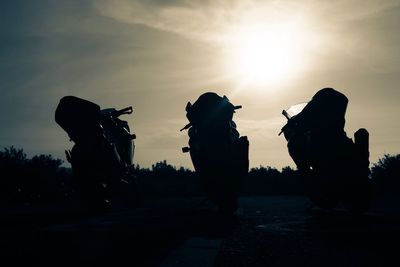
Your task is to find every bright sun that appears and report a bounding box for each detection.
[225,22,308,87]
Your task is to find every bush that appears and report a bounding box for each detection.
[371,154,400,193]
[0,147,70,205]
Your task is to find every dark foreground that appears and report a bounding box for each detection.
[1,196,400,266]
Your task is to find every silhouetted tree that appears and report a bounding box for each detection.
[0,146,29,203]
[31,154,63,170]
[371,154,400,193]
[0,146,27,166]
[280,166,303,194]
[0,147,69,205]
[1,146,399,207]
[29,154,70,201]
[133,161,199,197]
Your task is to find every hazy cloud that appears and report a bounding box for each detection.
[94,0,249,44]
[94,0,400,75]
[94,0,400,42]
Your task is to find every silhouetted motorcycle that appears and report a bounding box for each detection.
[279,88,371,215]
[181,92,249,214]
[55,96,139,212]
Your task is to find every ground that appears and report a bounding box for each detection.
[1,195,399,266]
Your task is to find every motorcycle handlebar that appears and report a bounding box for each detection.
[180,123,192,132]
[278,110,291,136]
[113,106,133,118]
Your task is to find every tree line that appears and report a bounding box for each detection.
[0,146,399,207]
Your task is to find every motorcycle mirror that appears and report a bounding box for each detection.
[282,110,290,120]
[185,102,192,112]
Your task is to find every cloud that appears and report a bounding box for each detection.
[313,0,400,23]
[236,117,284,136]
[94,0,400,43]
[94,0,249,44]
[93,0,400,74]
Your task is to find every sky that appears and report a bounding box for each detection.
[1,0,400,169]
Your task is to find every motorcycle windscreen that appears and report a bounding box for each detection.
[187,92,235,126]
[284,102,308,119]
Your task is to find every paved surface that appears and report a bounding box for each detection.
[215,197,400,267]
[1,196,400,266]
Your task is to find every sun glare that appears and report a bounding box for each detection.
[225,22,309,87]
